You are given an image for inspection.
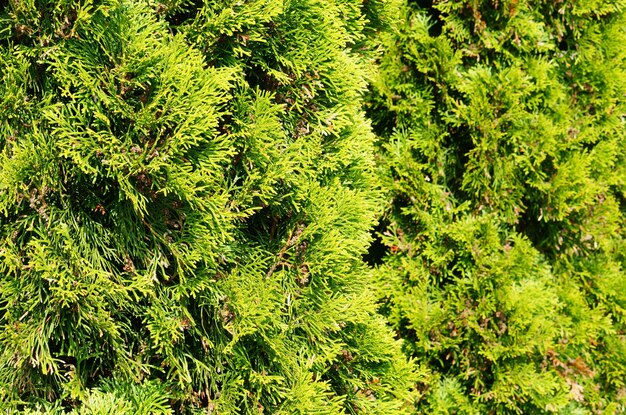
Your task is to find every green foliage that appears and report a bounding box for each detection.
[368,0,626,413]
[0,0,415,413]
[3,0,625,413]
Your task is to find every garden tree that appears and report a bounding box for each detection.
[368,0,626,413]
[0,0,415,413]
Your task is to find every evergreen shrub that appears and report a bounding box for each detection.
[0,1,415,413]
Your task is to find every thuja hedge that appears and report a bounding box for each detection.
[0,1,416,413]
[368,0,626,414]
[2,0,626,414]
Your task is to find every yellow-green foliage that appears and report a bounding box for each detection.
[0,1,415,413]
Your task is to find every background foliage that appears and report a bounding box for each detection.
[367,0,626,413]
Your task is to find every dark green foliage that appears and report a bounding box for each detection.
[0,0,415,413]
[369,0,626,413]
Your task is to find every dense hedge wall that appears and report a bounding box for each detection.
[1,0,626,414]
[0,1,414,413]
[368,0,626,413]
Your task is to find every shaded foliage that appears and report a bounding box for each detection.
[368,0,626,413]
